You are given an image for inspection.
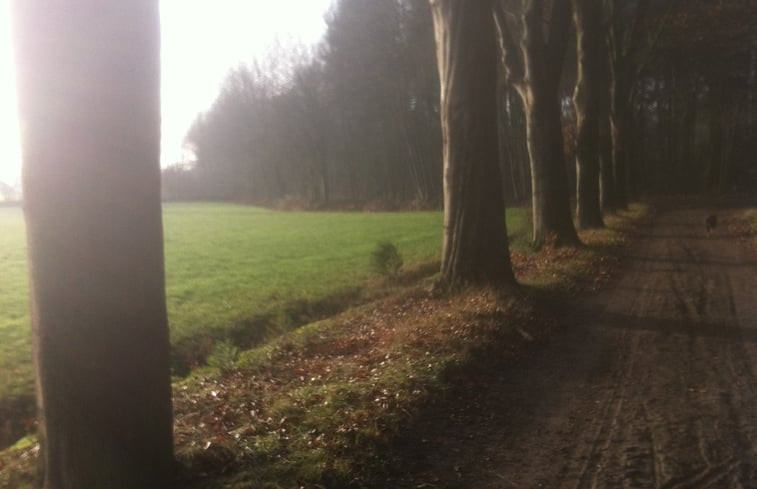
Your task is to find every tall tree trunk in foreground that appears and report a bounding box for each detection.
[430,0,516,289]
[13,2,174,488]
[573,0,604,229]
[496,0,580,248]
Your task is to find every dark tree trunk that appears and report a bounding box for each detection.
[523,86,580,246]
[610,82,631,208]
[606,0,650,209]
[679,81,698,191]
[13,3,174,488]
[630,97,648,196]
[598,33,616,213]
[518,0,580,247]
[599,111,616,212]
[706,87,724,193]
[503,88,531,203]
[573,0,604,229]
[430,0,516,289]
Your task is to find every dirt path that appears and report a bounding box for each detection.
[387,205,757,488]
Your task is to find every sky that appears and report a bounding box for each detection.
[0,0,334,185]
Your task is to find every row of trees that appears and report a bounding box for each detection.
[168,0,538,208]
[169,0,755,244]
[631,0,757,196]
[174,0,443,207]
[433,0,757,283]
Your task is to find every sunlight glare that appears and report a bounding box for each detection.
[0,0,332,185]
[0,0,21,185]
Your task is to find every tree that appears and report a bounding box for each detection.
[184,0,443,208]
[495,0,580,247]
[572,0,604,228]
[598,49,616,212]
[430,0,516,288]
[606,0,651,208]
[13,2,174,487]
[630,0,757,195]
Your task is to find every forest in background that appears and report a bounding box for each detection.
[163,0,757,208]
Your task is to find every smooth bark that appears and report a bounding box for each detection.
[496,0,580,248]
[610,85,631,208]
[13,2,174,487]
[430,0,516,288]
[599,82,616,212]
[573,0,604,228]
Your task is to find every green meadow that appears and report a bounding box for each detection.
[0,203,529,402]
[0,207,31,403]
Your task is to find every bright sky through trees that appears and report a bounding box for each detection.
[0,0,333,185]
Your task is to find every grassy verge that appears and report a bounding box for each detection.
[0,208,32,404]
[0,204,527,444]
[513,204,650,292]
[0,204,648,488]
[170,204,649,488]
[163,204,451,373]
[1,205,447,399]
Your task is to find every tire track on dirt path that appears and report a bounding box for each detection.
[569,287,656,489]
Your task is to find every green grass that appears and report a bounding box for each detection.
[0,208,32,403]
[161,204,446,370]
[0,203,530,402]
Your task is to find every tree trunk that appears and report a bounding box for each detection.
[520,0,580,247]
[610,84,630,209]
[497,75,515,203]
[523,87,580,246]
[599,111,616,212]
[13,3,174,488]
[606,0,650,209]
[430,0,516,289]
[573,0,604,229]
[598,36,616,213]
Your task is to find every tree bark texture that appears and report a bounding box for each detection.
[572,0,604,229]
[518,0,580,247]
[13,2,174,488]
[430,0,516,288]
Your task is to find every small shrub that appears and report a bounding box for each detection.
[371,241,403,277]
[206,340,240,373]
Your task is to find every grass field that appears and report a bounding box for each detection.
[0,208,31,403]
[0,203,530,403]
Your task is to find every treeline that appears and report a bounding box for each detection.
[163,0,757,211]
[631,0,757,196]
[168,0,445,207]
